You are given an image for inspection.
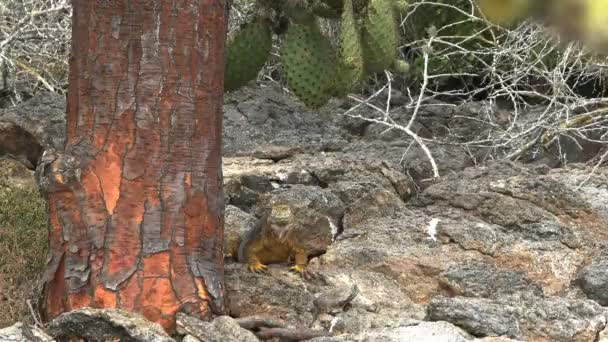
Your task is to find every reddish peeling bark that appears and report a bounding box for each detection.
[38,0,228,332]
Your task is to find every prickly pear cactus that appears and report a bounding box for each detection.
[361,0,399,75]
[224,0,411,108]
[334,0,365,96]
[280,15,337,108]
[224,17,273,92]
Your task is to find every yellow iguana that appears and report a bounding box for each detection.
[232,201,333,280]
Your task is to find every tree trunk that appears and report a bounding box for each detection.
[37,0,228,332]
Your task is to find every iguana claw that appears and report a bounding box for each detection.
[290,265,313,280]
[248,263,268,273]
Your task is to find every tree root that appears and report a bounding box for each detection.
[235,315,328,341]
[255,327,329,341]
[234,316,285,330]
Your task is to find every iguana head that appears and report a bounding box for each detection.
[269,203,292,225]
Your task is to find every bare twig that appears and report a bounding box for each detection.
[0,3,69,50]
[26,299,44,328]
[342,36,441,179]
[0,0,71,103]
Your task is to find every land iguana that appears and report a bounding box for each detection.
[233,200,333,279]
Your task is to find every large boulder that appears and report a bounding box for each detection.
[0,92,65,168]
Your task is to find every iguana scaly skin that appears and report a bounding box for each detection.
[235,202,332,279]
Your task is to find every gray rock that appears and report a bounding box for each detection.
[439,262,543,299]
[427,297,521,338]
[597,323,608,342]
[225,86,482,183]
[0,121,43,169]
[421,163,563,230]
[427,296,607,341]
[341,189,407,231]
[312,284,359,318]
[343,140,475,185]
[223,87,349,158]
[224,262,317,326]
[254,184,346,227]
[434,220,506,256]
[284,154,413,200]
[548,165,608,221]
[176,314,259,342]
[223,205,257,260]
[312,307,377,335]
[310,320,519,342]
[224,176,267,209]
[0,92,66,168]
[576,251,608,305]
[222,154,412,230]
[182,335,202,342]
[47,308,175,342]
[0,322,54,341]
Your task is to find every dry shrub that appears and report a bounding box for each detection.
[0,159,47,327]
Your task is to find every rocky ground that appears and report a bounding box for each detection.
[1,86,608,341]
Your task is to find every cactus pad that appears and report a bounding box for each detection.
[280,17,337,108]
[361,0,399,74]
[225,17,273,92]
[334,0,365,96]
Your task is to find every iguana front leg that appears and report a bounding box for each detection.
[290,247,312,279]
[246,242,268,273]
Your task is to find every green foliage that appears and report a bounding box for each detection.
[334,0,365,96]
[362,0,399,74]
[0,164,47,280]
[0,160,47,326]
[225,17,273,92]
[280,16,337,108]
[225,0,409,108]
[404,0,493,84]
